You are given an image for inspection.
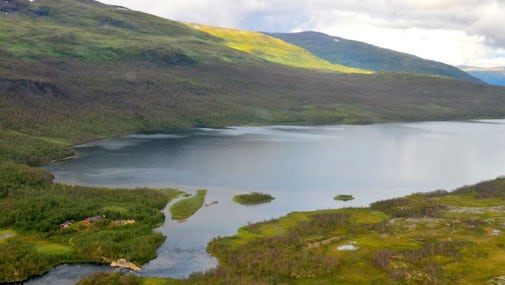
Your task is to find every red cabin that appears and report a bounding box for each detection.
[83,215,103,224]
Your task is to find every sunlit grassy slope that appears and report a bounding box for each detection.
[189,24,371,73]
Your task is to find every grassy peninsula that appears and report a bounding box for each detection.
[233,192,275,205]
[169,189,207,221]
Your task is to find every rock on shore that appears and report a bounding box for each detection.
[110,259,141,271]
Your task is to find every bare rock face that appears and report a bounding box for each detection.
[110,259,141,272]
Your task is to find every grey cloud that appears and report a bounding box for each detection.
[299,0,505,48]
[100,0,505,65]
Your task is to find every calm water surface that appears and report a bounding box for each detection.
[32,120,505,283]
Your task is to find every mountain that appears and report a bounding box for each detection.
[459,66,505,86]
[1,0,505,146]
[268,31,481,82]
[189,24,369,73]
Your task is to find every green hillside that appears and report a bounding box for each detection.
[0,0,258,64]
[269,31,481,82]
[190,24,370,73]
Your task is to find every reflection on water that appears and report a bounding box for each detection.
[39,120,505,281]
[26,264,113,285]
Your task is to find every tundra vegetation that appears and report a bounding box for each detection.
[334,194,355,201]
[233,192,275,205]
[76,272,142,285]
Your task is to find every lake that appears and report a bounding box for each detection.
[30,120,505,283]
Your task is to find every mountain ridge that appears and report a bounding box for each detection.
[459,66,505,86]
[268,31,481,82]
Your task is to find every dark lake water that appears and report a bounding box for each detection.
[31,120,505,283]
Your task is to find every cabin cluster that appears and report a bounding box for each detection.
[59,215,105,229]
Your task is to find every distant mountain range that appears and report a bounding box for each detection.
[459,66,505,86]
[268,31,481,83]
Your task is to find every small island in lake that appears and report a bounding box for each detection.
[233,192,275,205]
[334,194,354,201]
[169,189,207,220]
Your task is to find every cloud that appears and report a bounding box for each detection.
[99,0,505,66]
[466,1,505,47]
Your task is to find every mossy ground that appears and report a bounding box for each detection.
[334,194,354,201]
[233,192,274,205]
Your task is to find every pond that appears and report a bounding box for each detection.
[31,120,505,283]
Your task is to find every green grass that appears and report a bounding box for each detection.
[102,204,128,214]
[0,129,74,166]
[34,241,73,256]
[169,189,207,221]
[334,194,354,201]
[233,192,274,205]
[0,229,16,244]
[191,24,371,74]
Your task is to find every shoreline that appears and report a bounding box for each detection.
[6,119,505,283]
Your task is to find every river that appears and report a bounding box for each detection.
[29,120,505,284]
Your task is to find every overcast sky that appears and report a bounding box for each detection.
[100,0,505,67]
